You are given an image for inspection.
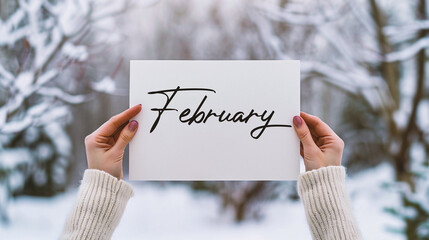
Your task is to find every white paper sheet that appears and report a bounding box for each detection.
[129,60,300,180]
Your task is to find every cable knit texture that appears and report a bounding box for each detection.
[61,167,362,239]
[60,169,133,240]
[298,166,363,240]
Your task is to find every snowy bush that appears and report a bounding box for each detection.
[0,0,130,223]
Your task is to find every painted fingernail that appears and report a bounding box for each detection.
[129,120,138,131]
[293,116,302,127]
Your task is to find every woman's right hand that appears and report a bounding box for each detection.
[292,112,344,171]
[84,104,142,179]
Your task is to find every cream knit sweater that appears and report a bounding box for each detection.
[60,166,362,240]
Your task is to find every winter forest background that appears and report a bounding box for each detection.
[0,0,428,239]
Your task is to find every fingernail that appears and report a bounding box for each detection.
[293,116,302,127]
[129,120,138,131]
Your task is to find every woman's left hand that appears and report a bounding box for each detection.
[84,104,142,179]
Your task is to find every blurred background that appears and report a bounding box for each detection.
[0,0,428,239]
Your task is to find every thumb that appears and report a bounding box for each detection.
[293,116,318,151]
[114,120,139,151]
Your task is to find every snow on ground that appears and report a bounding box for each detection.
[0,164,404,240]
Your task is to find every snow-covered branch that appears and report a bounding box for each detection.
[385,36,429,62]
[384,20,429,38]
[255,2,345,26]
[301,61,395,110]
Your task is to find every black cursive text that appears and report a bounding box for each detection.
[148,86,291,139]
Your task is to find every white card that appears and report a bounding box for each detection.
[129,60,300,180]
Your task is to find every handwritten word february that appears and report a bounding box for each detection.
[148,86,292,139]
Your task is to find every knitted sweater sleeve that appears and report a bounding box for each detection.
[59,169,134,240]
[298,166,363,240]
